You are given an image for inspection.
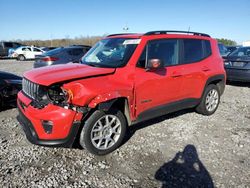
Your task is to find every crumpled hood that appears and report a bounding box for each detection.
[24,64,115,86]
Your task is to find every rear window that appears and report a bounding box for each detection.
[183,39,211,64]
[4,42,13,48]
[67,48,84,56]
[44,47,64,56]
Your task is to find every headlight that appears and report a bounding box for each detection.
[47,85,73,104]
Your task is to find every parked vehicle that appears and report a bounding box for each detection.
[10,46,45,61]
[17,31,226,155]
[226,45,240,54]
[33,45,91,68]
[218,43,229,57]
[0,71,22,110]
[224,46,250,82]
[40,47,57,52]
[0,42,22,57]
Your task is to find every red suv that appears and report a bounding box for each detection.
[17,31,226,155]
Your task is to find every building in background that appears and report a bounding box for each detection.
[242,41,250,46]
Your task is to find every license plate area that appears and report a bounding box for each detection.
[233,62,245,67]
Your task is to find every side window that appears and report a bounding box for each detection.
[67,49,83,56]
[137,48,146,68]
[33,48,42,52]
[147,39,179,66]
[183,39,203,64]
[204,40,212,57]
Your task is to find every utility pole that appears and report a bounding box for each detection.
[123,23,129,33]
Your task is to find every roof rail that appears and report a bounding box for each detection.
[107,33,138,37]
[144,30,210,37]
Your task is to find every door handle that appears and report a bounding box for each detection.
[202,66,210,72]
[171,71,182,78]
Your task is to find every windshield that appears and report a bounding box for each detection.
[81,38,140,68]
[229,47,250,57]
[44,47,64,56]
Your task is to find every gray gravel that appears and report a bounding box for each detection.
[0,59,250,188]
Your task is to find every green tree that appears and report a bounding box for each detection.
[216,38,237,46]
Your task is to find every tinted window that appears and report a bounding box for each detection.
[137,48,146,68]
[44,47,64,56]
[68,48,84,56]
[229,47,250,57]
[33,48,42,52]
[204,40,212,57]
[4,42,13,48]
[183,39,203,64]
[22,47,31,51]
[147,39,179,66]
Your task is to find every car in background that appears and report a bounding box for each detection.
[0,71,22,110]
[226,45,241,54]
[0,42,22,58]
[218,43,229,57]
[224,46,250,82]
[10,46,45,61]
[33,45,91,68]
[40,47,57,52]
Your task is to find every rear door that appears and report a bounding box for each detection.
[179,39,212,99]
[22,47,32,59]
[135,39,184,116]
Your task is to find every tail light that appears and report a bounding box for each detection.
[41,57,59,62]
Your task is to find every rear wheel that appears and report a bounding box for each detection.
[196,84,220,115]
[17,55,25,61]
[79,109,127,155]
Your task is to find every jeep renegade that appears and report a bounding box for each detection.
[17,31,226,155]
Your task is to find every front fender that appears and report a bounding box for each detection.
[88,90,133,109]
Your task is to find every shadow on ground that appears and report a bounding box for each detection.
[155,145,214,188]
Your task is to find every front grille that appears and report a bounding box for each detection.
[22,78,40,99]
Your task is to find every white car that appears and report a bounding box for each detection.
[11,46,44,61]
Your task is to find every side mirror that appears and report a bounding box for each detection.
[146,59,164,70]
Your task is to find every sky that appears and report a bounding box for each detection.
[0,0,250,44]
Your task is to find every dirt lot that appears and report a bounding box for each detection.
[0,59,249,188]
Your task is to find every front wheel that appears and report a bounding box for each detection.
[79,109,127,155]
[196,84,220,116]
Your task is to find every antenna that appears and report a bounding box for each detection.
[188,26,191,34]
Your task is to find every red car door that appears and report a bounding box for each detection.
[134,39,184,117]
[179,39,212,99]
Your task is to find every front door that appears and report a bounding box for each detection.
[135,39,184,117]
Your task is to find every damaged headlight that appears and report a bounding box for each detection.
[47,85,73,104]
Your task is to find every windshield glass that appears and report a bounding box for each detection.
[44,47,64,56]
[81,38,140,68]
[229,47,250,57]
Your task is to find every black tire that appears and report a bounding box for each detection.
[17,55,25,61]
[196,84,220,116]
[79,109,127,155]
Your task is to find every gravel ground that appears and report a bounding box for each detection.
[0,59,249,188]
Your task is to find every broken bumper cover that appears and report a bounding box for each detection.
[16,91,83,148]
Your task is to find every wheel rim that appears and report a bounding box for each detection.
[205,89,219,112]
[90,115,121,150]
